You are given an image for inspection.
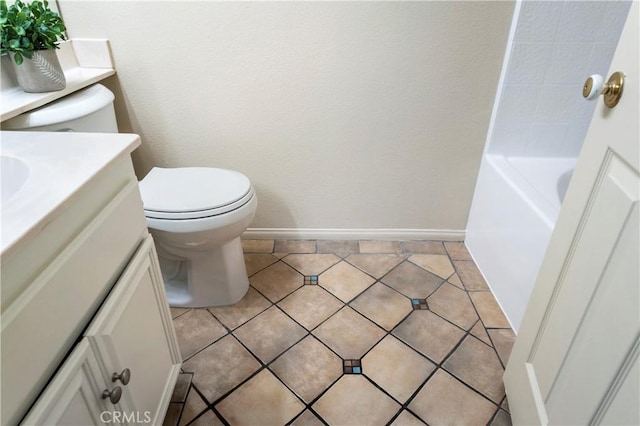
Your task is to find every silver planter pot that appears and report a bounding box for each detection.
[10,50,66,93]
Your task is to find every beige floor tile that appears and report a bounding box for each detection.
[443,335,505,403]
[402,241,447,255]
[290,410,324,426]
[381,261,443,299]
[282,253,341,275]
[351,283,412,331]
[250,261,303,302]
[448,272,464,289]
[208,287,271,330]
[409,369,496,426]
[174,309,228,360]
[390,410,427,425]
[274,240,316,253]
[269,336,342,403]
[171,238,512,426]
[312,375,400,425]
[392,310,465,363]
[178,387,208,426]
[491,409,513,426]
[362,335,436,403]
[277,285,343,330]
[170,373,192,403]
[234,306,307,363]
[488,328,516,367]
[317,240,359,256]
[427,283,479,330]
[444,241,473,260]
[453,260,490,291]
[244,253,279,276]
[469,291,511,328]
[345,253,404,278]
[408,254,454,279]
[319,261,376,302]
[171,308,190,319]
[359,240,402,253]
[312,306,385,359]
[163,403,181,426]
[241,239,274,253]
[183,335,260,403]
[216,369,305,425]
[189,410,224,426]
[470,319,493,346]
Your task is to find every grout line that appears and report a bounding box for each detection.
[206,287,271,332]
[280,255,342,277]
[342,253,405,282]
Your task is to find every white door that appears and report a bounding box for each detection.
[503,3,639,425]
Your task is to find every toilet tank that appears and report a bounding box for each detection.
[1,84,118,133]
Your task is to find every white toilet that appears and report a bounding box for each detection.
[2,84,257,307]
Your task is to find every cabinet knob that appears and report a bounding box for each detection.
[112,368,131,385]
[102,386,122,404]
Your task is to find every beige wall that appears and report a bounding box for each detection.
[58,1,514,233]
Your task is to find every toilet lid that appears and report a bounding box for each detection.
[139,167,252,218]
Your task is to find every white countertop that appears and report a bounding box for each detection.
[0,131,140,255]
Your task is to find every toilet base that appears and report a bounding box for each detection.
[155,236,250,308]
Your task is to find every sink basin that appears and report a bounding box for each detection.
[1,155,30,204]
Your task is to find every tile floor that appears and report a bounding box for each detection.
[163,240,515,426]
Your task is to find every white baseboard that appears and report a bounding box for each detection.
[242,228,465,241]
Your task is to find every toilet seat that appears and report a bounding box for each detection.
[140,167,254,220]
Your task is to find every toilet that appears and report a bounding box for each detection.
[2,84,257,307]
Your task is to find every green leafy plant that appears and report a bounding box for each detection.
[0,0,66,65]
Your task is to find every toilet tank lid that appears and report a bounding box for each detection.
[1,84,115,130]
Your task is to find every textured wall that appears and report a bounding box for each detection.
[58,1,514,232]
[489,0,631,158]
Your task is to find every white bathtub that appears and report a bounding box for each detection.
[466,154,576,332]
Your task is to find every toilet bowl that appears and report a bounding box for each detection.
[2,84,257,307]
[140,166,257,307]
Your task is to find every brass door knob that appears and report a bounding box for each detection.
[583,72,625,108]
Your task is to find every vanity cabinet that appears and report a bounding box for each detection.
[0,133,181,425]
[22,237,180,425]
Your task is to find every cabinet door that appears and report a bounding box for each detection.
[86,235,182,425]
[21,340,112,426]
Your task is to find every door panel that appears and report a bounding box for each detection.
[86,236,181,424]
[21,340,110,426]
[598,350,640,425]
[545,197,638,423]
[532,153,639,401]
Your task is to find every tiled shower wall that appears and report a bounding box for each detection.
[488,0,631,158]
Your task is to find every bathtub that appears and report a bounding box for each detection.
[466,154,576,332]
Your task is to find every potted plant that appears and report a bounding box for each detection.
[1,0,67,92]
